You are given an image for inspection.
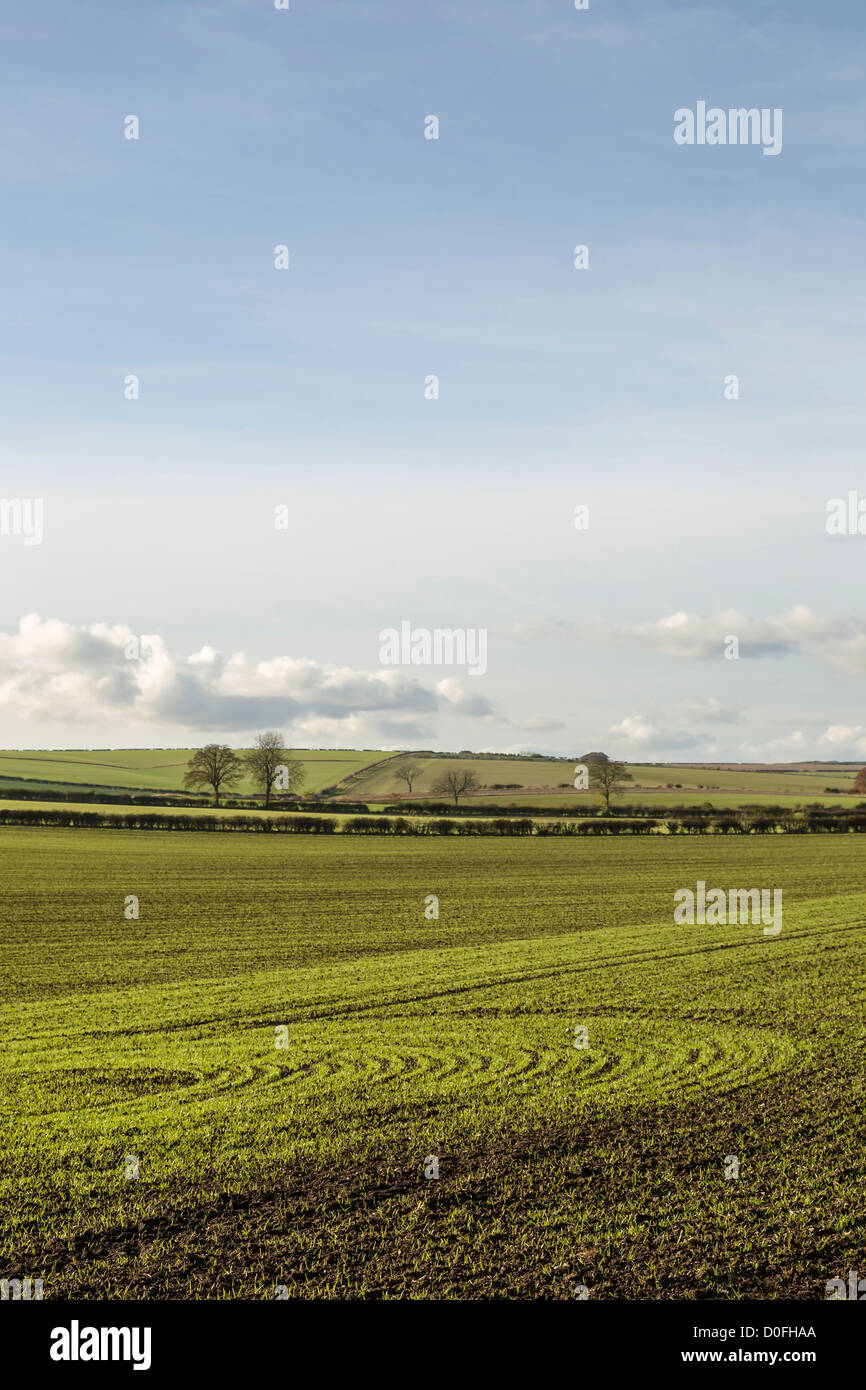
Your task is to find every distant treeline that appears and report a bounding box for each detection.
[4,806,866,834]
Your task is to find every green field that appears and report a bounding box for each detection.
[0,748,395,797]
[360,755,862,804]
[476,791,864,809]
[0,748,861,811]
[1,827,863,1298]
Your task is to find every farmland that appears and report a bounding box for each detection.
[353,755,864,807]
[0,747,862,811]
[1,828,863,1299]
[0,748,394,798]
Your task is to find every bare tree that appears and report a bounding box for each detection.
[183,744,244,807]
[394,761,423,796]
[245,731,305,807]
[432,766,480,807]
[589,758,633,813]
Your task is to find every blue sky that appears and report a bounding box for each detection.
[1,0,866,759]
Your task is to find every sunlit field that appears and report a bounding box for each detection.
[1,828,863,1299]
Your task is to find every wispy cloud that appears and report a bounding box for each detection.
[512,606,866,674]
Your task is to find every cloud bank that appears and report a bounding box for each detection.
[0,614,494,738]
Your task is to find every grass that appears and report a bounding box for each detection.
[0,748,388,797]
[1,828,863,1298]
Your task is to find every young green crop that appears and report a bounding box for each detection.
[1,829,862,1298]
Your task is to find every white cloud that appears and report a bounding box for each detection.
[608,713,702,751]
[434,677,495,717]
[739,730,810,757]
[0,614,494,736]
[607,606,834,661]
[767,730,808,752]
[606,698,740,753]
[818,725,866,755]
[610,714,656,745]
[820,724,863,746]
[511,605,866,674]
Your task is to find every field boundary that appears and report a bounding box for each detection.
[4,806,866,835]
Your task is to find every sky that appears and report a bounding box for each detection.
[1,0,866,759]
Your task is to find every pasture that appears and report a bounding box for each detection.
[0,828,862,1298]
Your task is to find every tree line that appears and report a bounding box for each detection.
[184,743,634,811]
[184,733,305,806]
[84,733,638,814]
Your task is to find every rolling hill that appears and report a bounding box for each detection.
[0,748,862,808]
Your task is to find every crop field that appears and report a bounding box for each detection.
[1,827,863,1299]
[622,765,859,794]
[472,791,864,810]
[361,756,862,804]
[0,748,393,797]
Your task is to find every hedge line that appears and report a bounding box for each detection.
[4,807,866,835]
[0,787,372,814]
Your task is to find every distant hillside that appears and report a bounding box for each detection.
[0,748,862,809]
[0,749,396,798]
